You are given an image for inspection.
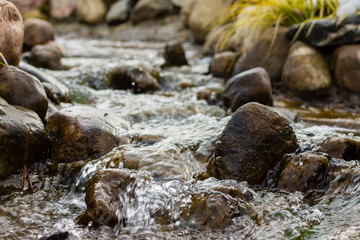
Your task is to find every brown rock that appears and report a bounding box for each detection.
[0,0,23,67]
[318,137,360,161]
[130,0,173,24]
[277,152,330,192]
[50,0,78,20]
[163,41,188,67]
[29,45,62,70]
[210,51,238,78]
[76,0,106,24]
[24,18,55,47]
[8,0,44,15]
[214,102,298,185]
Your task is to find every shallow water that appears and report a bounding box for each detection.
[2,23,360,240]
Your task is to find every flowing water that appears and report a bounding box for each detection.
[2,19,360,239]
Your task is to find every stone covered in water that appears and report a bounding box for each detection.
[28,45,62,70]
[277,152,330,192]
[46,106,129,163]
[214,102,298,185]
[24,18,55,47]
[318,137,360,161]
[0,0,24,67]
[0,97,45,178]
[0,66,48,121]
[223,67,273,112]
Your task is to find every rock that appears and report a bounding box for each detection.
[334,44,360,93]
[210,51,238,78]
[28,45,62,70]
[79,169,141,227]
[318,137,360,161]
[282,41,331,96]
[0,97,45,178]
[19,61,71,104]
[223,67,273,112]
[0,0,23,67]
[187,0,232,43]
[46,105,129,163]
[8,0,44,15]
[109,65,160,93]
[0,66,48,121]
[50,0,78,20]
[22,9,47,21]
[163,41,188,67]
[106,0,131,24]
[286,15,360,47]
[24,18,55,47]
[277,152,330,192]
[76,0,107,24]
[180,0,197,27]
[214,102,299,185]
[232,27,290,82]
[39,232,69,240]
[130,0,173,24]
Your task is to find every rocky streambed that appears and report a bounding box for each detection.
[1,16,360,240]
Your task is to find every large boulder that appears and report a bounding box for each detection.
[282,41,331,96]
[232,27,290,82]
[28,45,62,70]
[8,0,43,15]
[76,0,107,24]
[180,0,197,27]
[214,102,299,185]
[130,0,173,24]
[0,66,48,121]
[24,18,54,47]
[210,51,238,78]
[0,0,23,67]
[50,0,78,20]
[334,44,360,93]
[0,97,45,178]
[46,106,129,163]
[106,0,131,24]
[223,67,273,112]
[318,137,360,161]
[187,0,232,43]
[277,152,330,192]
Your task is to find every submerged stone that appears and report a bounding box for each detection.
[214,102,298,185]
[318,137,360,161]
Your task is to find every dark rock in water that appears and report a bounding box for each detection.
[282,41,331,96]
[286,15,360,47]
[0,0,24,67]
[109,65,160,93]
[214,102,298,185]
[24,18,55,47]
[334,44,360,93]
[318,137,360,161]
[277,152,330,192]
[0,66,48,121]
[223,67,273,112]
[163,41,188,67]
[210,51,238,78]
[39,231,69,240]
[0,97,45,178]
[19,62,71,104]
[232,27,290,82]
[79,169,144,227]
[46,105,129,163]
[106,0,132,24]
[130,0,173,24]
[28,45,62,70]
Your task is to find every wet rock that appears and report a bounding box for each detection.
[76,0,106,24]
[106,0,131,24]
[24,18,55,47]
[223,67,273,112]
[210,51,238,78]
[282,41,331,96]
[180,0,197,27]
[277,152,330,192]
[0,97,45,178]
[185,193,246,230]
[130,0,173,24]
[39,231,69,240]
[163,41,188,67]
[286,15,360,47]
[318,137,360,161]
[109,65,160,93]
[79,169,141,227]
[28,45,62,70]
[50,0,77,20]
[233,27,290,82]
[8,0,44,15]
[19,61,71,104]
[0,66,48,121]
[0,0,23,67]
[187,0,231,43]
[334,44,360,93]
[46,105,129,163]
[214,102,299,185]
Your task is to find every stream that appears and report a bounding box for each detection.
[1,17,360,239]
